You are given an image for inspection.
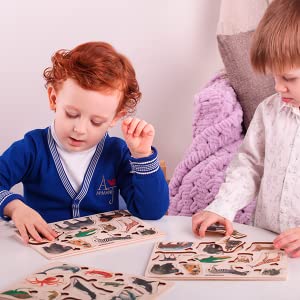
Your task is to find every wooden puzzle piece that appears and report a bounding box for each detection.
[197,242,224,254]
[215,236,245,253]
[251,251,283,268]
[206,223,247,239]
[245,242,275,252]
[145,241,288,280]
[157,242,193,250]
[17,210,164,259]
[0,261,172,299]
[206,264,251,277]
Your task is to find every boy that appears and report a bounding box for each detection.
[192,0,300,258]
[0,42,169,243]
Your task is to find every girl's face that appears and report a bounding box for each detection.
[48,78,123,152]
[274,68,300,107]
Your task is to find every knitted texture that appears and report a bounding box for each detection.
[168,71,256,224]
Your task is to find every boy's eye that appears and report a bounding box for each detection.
[91,120,103,127]
[66,112,78,118]
[283,76,296,82]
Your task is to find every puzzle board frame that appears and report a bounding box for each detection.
[0,261,172,300]
[21,210,164,259]
[145,238,287,281]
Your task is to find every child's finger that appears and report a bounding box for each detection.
[192,212,204,235]
[274,232,295,248]
[17,224,29,244]
[26,224,43,242]
[132,120,147,137]
[291,247,300,258]
[122,117,133,126]
[122,118,140,135]
[198,219,216,238]
[36,223,57,241]
[49,227,58,237]
[121,117,133,134]
[222,218,234,236]
[284,239,300,255]
[141,123,155,136]
[126,118,140,135]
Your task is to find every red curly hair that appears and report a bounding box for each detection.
[43,41,141,113]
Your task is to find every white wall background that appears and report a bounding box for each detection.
[0,0,223,181]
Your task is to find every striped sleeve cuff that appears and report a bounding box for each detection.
[0,190,24,219]
[129,147,160,175]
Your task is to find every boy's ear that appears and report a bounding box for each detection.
[110,110,126,127]
[47,86,57,111]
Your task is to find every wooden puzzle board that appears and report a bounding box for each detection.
[145,238,288,281]
[0,261,172,300]
[22,210,164,259]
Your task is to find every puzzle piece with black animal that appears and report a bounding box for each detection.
[145,239,287,280]
[19,210,164,259]
[0,261,172,300]
[206,223,247,239]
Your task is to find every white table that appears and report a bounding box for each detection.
[1,215,300,300]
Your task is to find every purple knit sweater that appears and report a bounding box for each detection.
[168,72,256,224]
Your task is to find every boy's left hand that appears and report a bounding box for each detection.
[273,227,300,258]
[122,117,154,158]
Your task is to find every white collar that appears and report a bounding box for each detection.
[50,122,97,154]
[278,97,300,118]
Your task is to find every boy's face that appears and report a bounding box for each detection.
[274,68,300,107]
[48,78,123,152]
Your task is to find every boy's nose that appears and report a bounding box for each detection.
[274,77,288,93]
[73,120,87,134]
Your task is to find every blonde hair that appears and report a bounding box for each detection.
[251,0,300,74]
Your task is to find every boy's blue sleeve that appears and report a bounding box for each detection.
[0,136,35,218]
[117,146,169,220]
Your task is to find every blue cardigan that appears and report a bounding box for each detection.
[0,128,169,223]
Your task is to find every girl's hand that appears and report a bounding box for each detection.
[273,227,300,258]
[192,210,233,237]
[4,200,57,243]
[122,117,154,158]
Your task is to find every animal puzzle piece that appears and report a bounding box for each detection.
[150,263,179,275]
[206,223,247,239]
[246,242,275,252]
[55,217,94,231]
[98,210,131,222]
[216,237,245,253]
[157,242,193,250]
[194,255,232,263]
[208,265,250,276]
[202,243,224,254]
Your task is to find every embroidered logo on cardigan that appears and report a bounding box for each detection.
[96,175,116,204]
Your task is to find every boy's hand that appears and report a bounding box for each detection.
[122,117,154,158]
[192,210,233,237]
[273,227,300,258]
[4,200,57,243]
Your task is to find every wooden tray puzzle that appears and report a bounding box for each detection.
[22,210,164,259]
[145,229,288,281]
[0,261,172,300]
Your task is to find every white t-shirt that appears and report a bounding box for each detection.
[50,124,96,193]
